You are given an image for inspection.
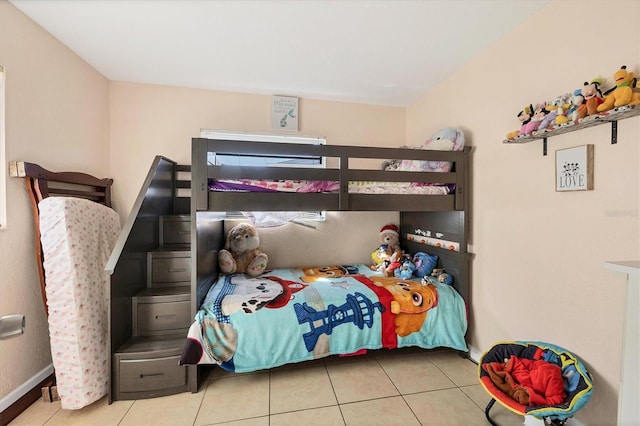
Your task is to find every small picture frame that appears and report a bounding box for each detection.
[555,144,594,191]
[271,95,298,131]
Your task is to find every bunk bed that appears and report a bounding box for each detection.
[9,161,119,409]
[181,137,472,374]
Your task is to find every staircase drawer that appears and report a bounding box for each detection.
[135,300,191,335]
[161,217,191,245]
[149,254,191,284]
[118,355,186,393]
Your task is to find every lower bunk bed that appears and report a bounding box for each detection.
[179,264,468,371]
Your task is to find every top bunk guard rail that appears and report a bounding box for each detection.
[192,138,470,212]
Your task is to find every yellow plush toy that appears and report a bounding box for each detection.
[597,65,640,112]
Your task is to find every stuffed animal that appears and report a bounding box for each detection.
[577,79,604,119]
[484,361,530,405]
[218,223,268,277]
[394,256,416,279]
[537,94,570,131]
[412,251,438,278]
[371,224,403,276]
[518,103,546,136]
[565,89,584,122]
[431,268,454,285]
[506,104,534,139]
[597,65,640,112]
[381,159,401,171]
[552,94,572,125]
[397,127,465,172]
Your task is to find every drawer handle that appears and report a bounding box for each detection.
[140,373,164,379]
[168,268,186,273]
[177,231,189,235]
[156,314,177,320]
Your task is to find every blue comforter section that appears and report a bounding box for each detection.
[181,264,467,372]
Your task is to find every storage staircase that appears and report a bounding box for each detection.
[106,157,195,401]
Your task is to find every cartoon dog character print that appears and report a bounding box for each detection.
[370,276,439,337]
[220,275,284,315]
[300,265,359,283]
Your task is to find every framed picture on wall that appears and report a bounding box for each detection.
[271,95,298,131]
[555,144,594,191]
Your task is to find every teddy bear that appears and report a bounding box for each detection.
[218,223,268,277]
[370,224,403,277]
[597,65,640,113]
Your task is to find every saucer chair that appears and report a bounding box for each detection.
[478,341,593,426]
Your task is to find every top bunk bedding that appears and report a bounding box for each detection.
[192,138,471,212]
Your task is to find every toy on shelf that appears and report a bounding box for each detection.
[506,104,534,139]
[577,79,604,119]
[564,89,584,123]
[553,93,573,125]
[597,65,640,113]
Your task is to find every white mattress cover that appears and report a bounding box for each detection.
[39,197,120,409]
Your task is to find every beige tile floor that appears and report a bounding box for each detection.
[10,348,526,426]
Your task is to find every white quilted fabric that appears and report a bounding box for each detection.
[39,197,120,409]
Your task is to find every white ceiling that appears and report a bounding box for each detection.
[11,0,549,107]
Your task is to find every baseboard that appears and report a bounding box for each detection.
[467,344,481,363]
[0,364,53,425]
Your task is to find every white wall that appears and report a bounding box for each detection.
[406,1,640,423]
[0,1,109,404]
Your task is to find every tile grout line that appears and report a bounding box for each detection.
[322,360,347,426]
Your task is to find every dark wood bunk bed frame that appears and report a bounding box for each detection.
[188,137,473,387]
[6,161,113,419]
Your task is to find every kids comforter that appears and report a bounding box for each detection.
[179,265,467,372]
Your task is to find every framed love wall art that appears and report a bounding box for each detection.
[555,144,594,191]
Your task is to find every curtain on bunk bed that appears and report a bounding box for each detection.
[38,197,120,409]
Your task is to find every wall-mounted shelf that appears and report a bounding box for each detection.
[503,105,640,156]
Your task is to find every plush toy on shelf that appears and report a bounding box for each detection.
[517,103,546,136]
[219,223,268,277]
[553,93,573,125]
[597,65,640,113]
[506,104,534,139]
[577,79,604,119]
[565,89,584,123]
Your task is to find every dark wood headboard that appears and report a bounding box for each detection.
[9,161,114,314]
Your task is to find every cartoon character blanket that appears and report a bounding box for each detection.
[179,264,467,372]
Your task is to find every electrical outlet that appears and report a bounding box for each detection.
[0,314,25,340]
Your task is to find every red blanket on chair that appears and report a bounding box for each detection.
[486,355,566,406]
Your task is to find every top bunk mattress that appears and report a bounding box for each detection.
[208,179,453,195]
